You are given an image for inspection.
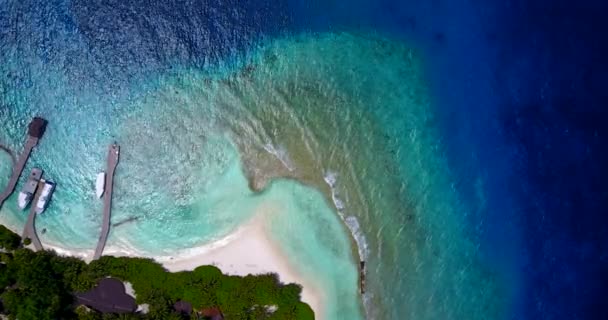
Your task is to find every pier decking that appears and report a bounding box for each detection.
[22,179,45,251]
[0,117,47,208]
[93,143,120,260]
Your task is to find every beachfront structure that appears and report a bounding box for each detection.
[201,307,225,320]
[173,300,193,316]
[17,168,43,210]
[75,278,137,314]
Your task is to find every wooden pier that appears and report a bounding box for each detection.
[93,143,120,260]
[22,179,45,251]
[0,117,47,208]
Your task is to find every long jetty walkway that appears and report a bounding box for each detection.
[93,143,120,260]
[0,117,47,209]
[22,179,45,251]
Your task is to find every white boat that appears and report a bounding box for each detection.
[17,168,43,210]
[17,192,32,210]
[96,172,106,198]
[35,181,55,214]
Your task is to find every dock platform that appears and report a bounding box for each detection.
[93,143,120,260]
[0,117,47,209]
[22,179,45,251]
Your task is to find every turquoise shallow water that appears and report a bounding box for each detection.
[0,151,10,188]
[4,1,605,319]
[1,31,507,319]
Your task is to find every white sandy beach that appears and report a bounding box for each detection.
[0,208,324,318]
[159,218,324,317]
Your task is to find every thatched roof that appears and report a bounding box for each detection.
[75,278,137,314]
[173,300,193,315]
[201,307,224,320]
[27,117,47,139]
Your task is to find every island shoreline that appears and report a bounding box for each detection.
[0,211,324,318]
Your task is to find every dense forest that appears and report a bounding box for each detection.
[0,225,314,320]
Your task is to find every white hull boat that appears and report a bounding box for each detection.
[96,172,106,198]
[17,168,43,210]
[17,192,32,210]
[35,180,55,214]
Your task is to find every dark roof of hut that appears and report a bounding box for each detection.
[201,307,224,320]
[173,300,193,315]
[27,117,47,139]
[75,278,137,314]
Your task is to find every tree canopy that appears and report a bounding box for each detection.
[0,226,314,320]
[0,225,20,251]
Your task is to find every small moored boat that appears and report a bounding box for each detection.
[17,168,43,210]
[96,172,106,198]
[17,192,32,210]
[35,180,55,214]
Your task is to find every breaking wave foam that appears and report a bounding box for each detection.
[263,143,295,172]
[323,171,369,261]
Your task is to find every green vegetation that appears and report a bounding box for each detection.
[0,225,314,320]
[0,225,20,250]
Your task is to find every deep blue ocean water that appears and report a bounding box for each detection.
[1,0,607,319]
[289,1,608,318]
